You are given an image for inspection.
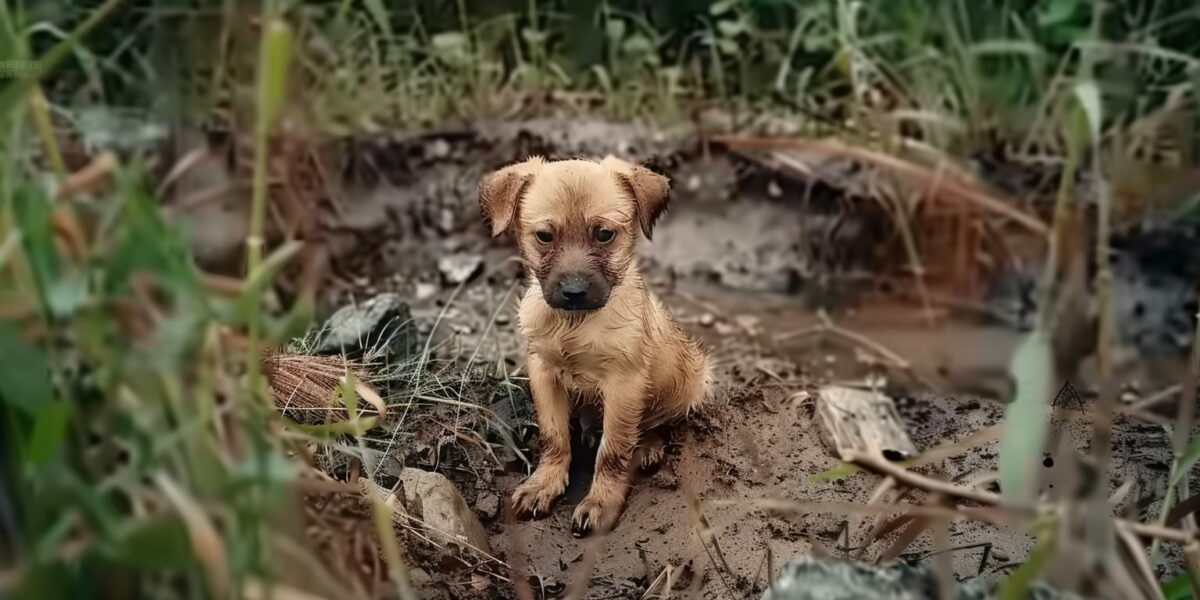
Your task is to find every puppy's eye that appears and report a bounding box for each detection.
[535,230,554,244]
[594,227,615,244]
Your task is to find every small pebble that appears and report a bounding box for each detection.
[734,314,761,335]
[475,492,500,521]
[438,252,483,286]
[427,138,451,158]
[767,180,782,198]
[415,282,438,300]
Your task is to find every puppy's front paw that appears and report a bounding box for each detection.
[510,468,567,518]
[571,493,623,538]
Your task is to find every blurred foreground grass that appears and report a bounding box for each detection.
[0,4,330,598]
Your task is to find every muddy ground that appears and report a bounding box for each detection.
[181,119,1200,598]
[387,276,1189,599]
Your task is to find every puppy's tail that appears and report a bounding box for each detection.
[689,358,717,416]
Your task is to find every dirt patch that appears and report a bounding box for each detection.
[318,265,1192,598]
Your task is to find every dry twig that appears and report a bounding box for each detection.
[844,451,1200,546]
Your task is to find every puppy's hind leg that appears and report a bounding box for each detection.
[642,355,713,432]
[578,404,602,450]
[632,429,666,473]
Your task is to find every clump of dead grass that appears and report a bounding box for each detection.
[262,348,387,424]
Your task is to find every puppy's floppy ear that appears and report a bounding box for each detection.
[478,157,542,237]
[603,155,670,239]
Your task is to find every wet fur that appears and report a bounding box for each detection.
[479,156,712,535]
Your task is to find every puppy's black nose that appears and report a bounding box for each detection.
[545,271,608,311]
[560,278,590,303]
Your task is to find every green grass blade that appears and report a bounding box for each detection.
[998,331,1053,502]
[998,531,1056,600]
[1072,80,1102,144]
[25,400,71,465]
[0,322,53,417]
[1172,435,1200,487]
[256,20,294,134]
[1162,572,1195,600]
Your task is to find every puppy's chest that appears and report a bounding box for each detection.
[529,333,628,396]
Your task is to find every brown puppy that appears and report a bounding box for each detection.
[479,156,712,536]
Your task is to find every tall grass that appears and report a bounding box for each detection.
[39,1,1200,154]
[0,3,330,599]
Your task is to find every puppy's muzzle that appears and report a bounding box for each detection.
[546,271,610,311]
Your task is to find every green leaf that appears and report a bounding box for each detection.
[13,184,58,301]
[1172,433,1200,486]
[150,311,205,368]
[361,0,394,40]
[716,38,740,56]
[267,293,315,342]
[1073,81,1102,144]
[998,525,1056,599]
[710,0,738,16]
[809,463,861,484]
[1162,572,1196,600]
[45,272,87,319]
[998,332,1053,502]
[26,400,71,465]
[621,34,654,56]
[969,40,1045,57]
[235,240,303,324]
[1036,0,1081,27]
[591,65,614,94]
[0,322,54,414]
[227,452,297,491]
[716,19,747,37]
[521,28,548,46]
[293,416,380,439]
[106,169,201,295]
[431,32,469,52]
[604,19,626,42]
[185,434,228,497]
[108,516,194,569]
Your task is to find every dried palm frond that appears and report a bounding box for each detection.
[261,348,387,424]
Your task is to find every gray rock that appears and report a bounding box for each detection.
[1111,252,1197,356]
[763,557,1081,600]
[314,293,420,359]
[398,468,491,554]
[438,253,484,286]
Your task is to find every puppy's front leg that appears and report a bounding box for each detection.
[572,376,645,537]
[511,354,571,517]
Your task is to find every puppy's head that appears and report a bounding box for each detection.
[479,156,670,311]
